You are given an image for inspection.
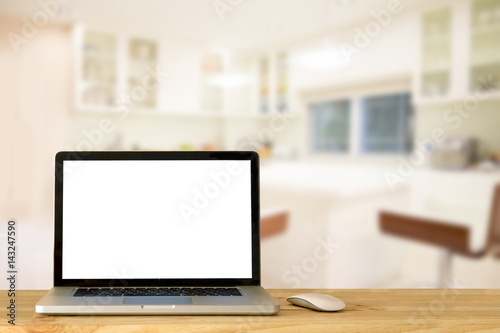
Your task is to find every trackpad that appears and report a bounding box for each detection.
[124,297,193,305]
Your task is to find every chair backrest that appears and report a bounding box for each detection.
[260,207,289,239]
[486,184,500,255]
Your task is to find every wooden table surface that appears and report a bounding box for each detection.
[2,289,500,332]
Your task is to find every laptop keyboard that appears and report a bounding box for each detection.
[73,287,242,297]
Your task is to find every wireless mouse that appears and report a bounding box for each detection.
[286,293,345,312]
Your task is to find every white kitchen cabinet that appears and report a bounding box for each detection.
[73,24,159,112]
[199,50,289,117]
[469,0,500,97]
[73,27,119,110]
[415,0,500,105]
[415,1,469,104]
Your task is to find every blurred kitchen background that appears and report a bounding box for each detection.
[1,0,500,289]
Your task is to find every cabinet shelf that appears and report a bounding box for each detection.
[472,23,500,35]
[419,7,452,102]
[422,65,450,74]
[80,80,116,87]
[129,59,156,67]
[83,51,116,61]
[470,0,500,96]
[422,34,451,45]
[470,60,500,68]
[415,90,500,105]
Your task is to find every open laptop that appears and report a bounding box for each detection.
[36,151,280,315]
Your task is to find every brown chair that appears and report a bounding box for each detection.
[379,184,500,287]
[260,207,289,239]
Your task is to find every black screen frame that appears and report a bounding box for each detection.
[53,151,261,287]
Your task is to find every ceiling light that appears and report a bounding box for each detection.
[289,41,347,71]
[206,72,252,88]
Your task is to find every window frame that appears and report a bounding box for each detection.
[305,78,413,159]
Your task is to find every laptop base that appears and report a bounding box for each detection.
[36,286,280,315]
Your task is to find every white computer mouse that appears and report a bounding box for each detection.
[286,293,345,312]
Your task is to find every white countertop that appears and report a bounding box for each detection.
[260,160,395,199]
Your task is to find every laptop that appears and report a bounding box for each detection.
[36,151,280,315]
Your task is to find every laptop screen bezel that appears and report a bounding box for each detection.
[53,151,261,287]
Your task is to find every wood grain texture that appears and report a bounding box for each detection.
[2,289,500,332]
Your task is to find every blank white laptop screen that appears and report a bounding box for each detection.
[62,160,252,280]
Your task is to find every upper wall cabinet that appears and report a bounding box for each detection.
[128,38,158,109]
[199,50,289,116]
[199,51,256,115]
[74,25,159,111]
[415,0,500,105]
[76,29,118,109]
[73,25,290,117]
[257,52,290,115]
[420,8,452,99]
[200,52,225,113]
[470,0,500,95]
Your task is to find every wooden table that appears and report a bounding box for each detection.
[2,289,500,332]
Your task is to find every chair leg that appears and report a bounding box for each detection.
[437,249,453,288]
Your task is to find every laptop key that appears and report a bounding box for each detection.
[73,287,242,297]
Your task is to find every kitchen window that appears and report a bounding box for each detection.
[310,99,351,152]
[309,91,413,155]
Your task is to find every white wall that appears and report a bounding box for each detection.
[416,101,500,159]
[67,112,222,151]
[157,38,203,112]
[0,17,71,289]
[287,6,417,92]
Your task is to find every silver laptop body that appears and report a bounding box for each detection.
[36,151,279,315]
